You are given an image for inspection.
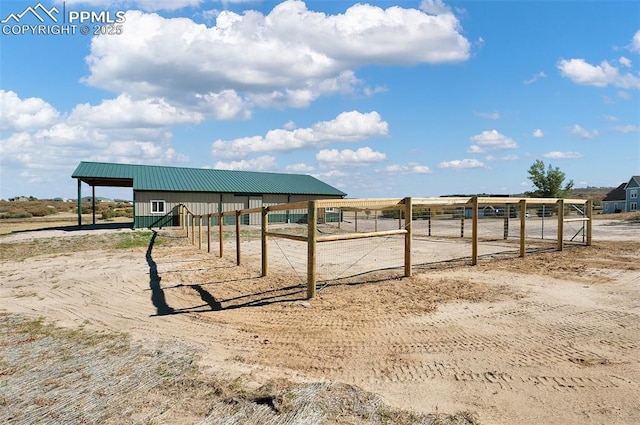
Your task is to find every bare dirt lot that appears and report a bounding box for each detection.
[1,217,639,424]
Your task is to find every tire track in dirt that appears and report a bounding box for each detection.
[204,280,639,398]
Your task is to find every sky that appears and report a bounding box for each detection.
[0,0,639,200]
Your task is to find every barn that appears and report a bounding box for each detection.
[71,161,346,228]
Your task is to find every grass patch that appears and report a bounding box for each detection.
[114,231,157,249]
[0,230,186,262]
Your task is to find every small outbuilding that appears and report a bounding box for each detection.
[72,161,346,228]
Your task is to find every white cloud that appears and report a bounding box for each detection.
[83,3,470,112]
[0,90,59,131]
[558,58,640,89]
[56,0,202,11]
[438,159,485,169]
[613,124,640,133]
[619,56,632,68]
[316,147,386,165]
[532,129,544,138]
[69,93,206,128]
[285,163,314,173]
[570,124,599,139]
[211,111,388,158]
[214,155,278,171]
[603,115,618,122]
[419,0,451,15]
[315,169,348,178]
[543,151,583,159]
[0,90,189,191]
[384,163,432,174]
[474,111,500,120]
[468,129,518,153]
[524,71,547,85]
[631,30,640,53]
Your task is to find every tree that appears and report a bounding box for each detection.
[527,159,574,198]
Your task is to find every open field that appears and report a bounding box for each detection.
[1,216,639,424]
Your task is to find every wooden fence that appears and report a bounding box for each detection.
[166,197,592,299]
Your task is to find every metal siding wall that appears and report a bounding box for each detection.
[249,196,263,225]
[135,191,221,217]
[263,194,288,206]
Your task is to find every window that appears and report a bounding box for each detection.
[150,200,166,214]
[631,189,638,199]
[631,202,638,212]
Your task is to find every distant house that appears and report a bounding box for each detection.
[602,183,627,214]
[625,176,639,212]
[602,176,640,213]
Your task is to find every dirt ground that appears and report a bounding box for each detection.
[1,217,639,424]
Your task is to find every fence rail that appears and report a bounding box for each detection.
[156,197,592,299]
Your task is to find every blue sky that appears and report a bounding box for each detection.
[1,0,639,200]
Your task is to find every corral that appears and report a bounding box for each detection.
[175,196,592,298]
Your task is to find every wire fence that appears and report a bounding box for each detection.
[166,197,592,298]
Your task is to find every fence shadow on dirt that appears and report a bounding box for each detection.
[147,230,176,316]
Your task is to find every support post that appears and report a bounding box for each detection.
[375,210,378,232]
[219,212,224,258]
[307,201,317,299]
[191,215,195,245]
[471,196,478,265]
[207,215,211,253]
[460,210,464,238]
[92,186,96,225]
[519,200,526,257]
[557,199,564,251]
[77,179,82,228]
[186,212,189,238]
[503,205,509,240]
[198,216,202,250]
[586,199,593,246]
[236,210,241,265]
[404,197,412,277]
[261,207,268,277]
[428,208,431,236]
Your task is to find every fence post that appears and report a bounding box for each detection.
[471,196,478,265]
[355,210,358,232]
[219,212,224,258]
[557,199,564,251]
[307,200,317,299]
[191,215,195,245]
[236,210,241,266]
[261,207,268,277]
[186,212,189,238]
[519,199,526,257]
[404,197,412,277]
[586,199,593,246]
[460,209,464,238]
[198,215,202,250]
[503,205,509,240]
[207,215,211,253]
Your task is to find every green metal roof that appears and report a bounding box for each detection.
[72,161,346,196]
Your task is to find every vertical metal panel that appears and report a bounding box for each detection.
[249,196,262,225]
